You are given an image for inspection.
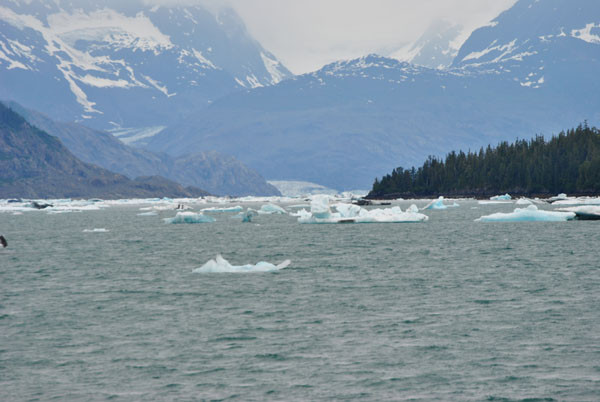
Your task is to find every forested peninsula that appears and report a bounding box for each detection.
[367,124,600,199]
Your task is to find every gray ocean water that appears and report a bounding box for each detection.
[1,201,599,401]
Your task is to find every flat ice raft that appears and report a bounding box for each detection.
[193,255,291,273]
[476,205,575,222]
[164,211,215,224]
[298,195,428,223]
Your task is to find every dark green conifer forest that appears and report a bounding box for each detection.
[368,124,600,198]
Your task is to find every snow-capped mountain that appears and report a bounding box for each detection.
[144,0,600,190]
[453,0,600,93]
[0,0,291,140]
[391,20,466,69]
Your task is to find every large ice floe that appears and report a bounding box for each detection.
[193,255,291,273]
[422,196,459,210]
[163,211,215,224]
[476,205,575,222]
[298,195,428,223]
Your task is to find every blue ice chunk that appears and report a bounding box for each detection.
[164,211,215,224]
[258,204,287,214]
[490,193,512,201]
[423,196,448,210]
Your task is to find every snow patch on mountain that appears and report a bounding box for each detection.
[260,51,287,84]
[46,8,173,54]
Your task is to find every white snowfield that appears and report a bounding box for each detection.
[476,205,575,222]
[298,195,428,224]
[193,255,291,273]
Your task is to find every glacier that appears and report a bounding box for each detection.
[298,195,428,224]
[476,205,575,222]
[163,211,215,224]
[193,254,291,273]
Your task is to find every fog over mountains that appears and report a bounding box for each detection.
[1,0,599,192]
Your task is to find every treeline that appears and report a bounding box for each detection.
[368,124,600,198]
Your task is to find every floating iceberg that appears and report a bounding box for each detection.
[515,198,533,205]
[422,196,458,210]
[193,255,291,273]
[202,205,243,213]
[298,195,428,224]
[556,206,600,220]
[83,228,109,233]
[163,211,215,224]
[232,208,259,222]
[548,193,569,202]
[476,205,575,222]
[257,204,287,215]
[490,193,512,201]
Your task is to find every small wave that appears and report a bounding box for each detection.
[82,228,109,233]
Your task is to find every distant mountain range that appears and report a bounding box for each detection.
[142,0,600,189]
[0,103,208,199]
[2,0,599,191]
[0,0,291,142]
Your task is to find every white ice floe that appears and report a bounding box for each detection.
[202,206,243,213]
[490,193,512,201]
[193,255,291,273]
[422,196,459,210]
[515,198,533,205]
[257,204,287,215]
[476,205,575,222]
[548,193,569,202]
[163,211,215,224]
[478,200,513,205]
[83,228,109,233]
[298,195,428,224]
[550,197,600,206]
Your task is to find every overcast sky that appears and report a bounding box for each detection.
[225,0,517,74]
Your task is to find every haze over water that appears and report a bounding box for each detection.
[1,201,599,400]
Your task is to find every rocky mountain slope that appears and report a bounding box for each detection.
[3,101,280,196]
[0,103,208,199]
